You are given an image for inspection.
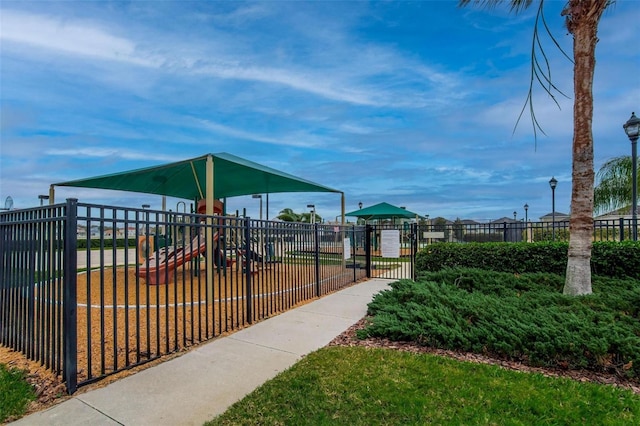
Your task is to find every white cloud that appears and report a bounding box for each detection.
[1,10,162,67]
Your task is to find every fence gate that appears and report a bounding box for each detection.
[365,224,415,280]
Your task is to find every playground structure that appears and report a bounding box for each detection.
[137,199,224,285]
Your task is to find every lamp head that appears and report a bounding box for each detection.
[549,177,558,190]
[623,112,640,140]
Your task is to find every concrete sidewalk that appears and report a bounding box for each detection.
[12,278,391,426]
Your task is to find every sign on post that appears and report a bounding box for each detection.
[381,230,400,258]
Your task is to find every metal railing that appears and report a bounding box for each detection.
[416,218,638,245]
[0,201,72,387]
[3,206,636,394]
[1,200,370,393]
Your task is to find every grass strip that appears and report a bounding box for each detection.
[0,364,36,423]
[206,346,640,425]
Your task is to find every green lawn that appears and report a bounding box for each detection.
[207,346,640,425]
[0,364,36,423]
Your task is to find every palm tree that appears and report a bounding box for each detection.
[594,156,638,215]
[460,0,610,295]
[276,208,323,223]
[276,208,302,222]
[300,212,323,224]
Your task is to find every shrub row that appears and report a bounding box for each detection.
[77,238,137,249]
[416,241,640,279]
[360,269,640,377]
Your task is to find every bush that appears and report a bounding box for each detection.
[360,269,640,377]
[77,238,137,249]
[416,241,640,279]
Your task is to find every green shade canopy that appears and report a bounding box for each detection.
[345,202,421,221]
[54,152,341,200]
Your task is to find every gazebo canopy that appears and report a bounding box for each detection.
[345,202,421,221]
[53,152,341,200]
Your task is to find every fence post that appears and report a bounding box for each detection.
[619,218,625,241]
[411,223,417,281]
[351,225,357,282]
[314,223,320,297]
[63,198,78,394]
[365,225,372,278]
[244,218,253,324]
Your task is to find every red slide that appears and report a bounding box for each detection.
[137,232,218,285]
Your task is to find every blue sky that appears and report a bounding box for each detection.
[1,1,638,223]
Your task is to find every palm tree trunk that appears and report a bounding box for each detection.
[563,0,607,296]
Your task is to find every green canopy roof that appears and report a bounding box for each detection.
[54,152,341,200]
[345,202,421,220]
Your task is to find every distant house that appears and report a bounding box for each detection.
[595,205,638,221]
[539,212,570,222]
[491,217,520,224]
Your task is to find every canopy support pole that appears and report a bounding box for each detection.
[341,193,345,224]
[49,185,55,205]
[206,155,215,295]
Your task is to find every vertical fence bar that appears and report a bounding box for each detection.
[411,223,417,281]
[244,218,253,324]
[365,225,372,278]
[619,218,625,241]
[314,223,321,297]
[63,199,78,394]
[351,225,357,282]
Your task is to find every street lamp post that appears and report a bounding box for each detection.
[358,202,363,209]
[513,211,517,221]
[307,204,315,224]
[252,194,263,220]
[623,112,640,241]
[549,177,558,241]
[524,203,529,242]
[38,194,50,206]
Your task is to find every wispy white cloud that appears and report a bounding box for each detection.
[0,10,163,67]
[44,148,176,163]
[1,7,464,109]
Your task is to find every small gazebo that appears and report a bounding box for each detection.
[345,202,421,223]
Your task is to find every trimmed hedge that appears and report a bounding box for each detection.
[360,269,640,378]
[77,238,137,250]
[416,241,640,280]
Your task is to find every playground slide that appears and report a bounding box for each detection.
[137,232,218,285]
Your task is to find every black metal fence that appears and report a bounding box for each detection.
[0,201,76,387]
[1,200,376,394]
[415,218,638,245]
[4,203,634,394]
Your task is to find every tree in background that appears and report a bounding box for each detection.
[594,156,638,215]
[453,218,464,242]
[276,208,323,223]
[276,208,301,222]
[460,0,610,296]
